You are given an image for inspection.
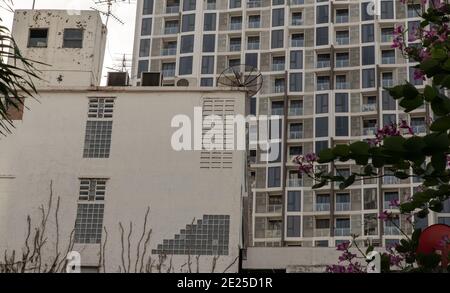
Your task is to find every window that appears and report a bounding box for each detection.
[201,56,214,74]
[75,179,106,244]
[315,117,328,137]
[335,93,348,113]
[315,240,329,247]
[364,214,378,236]
[271,30,284,49]
[63,28,84,48]
[361,2,374,21]
[83,121,113,158]
[290,50,303,69]
[362,68,375,88]
[137,60,149,78]
[203,34,216,52]
[316,5,329,24]
[179,56,193,75]
[183,0,196,11]
[139,39,150,57]
[315,140,328,154]
[200,78,214,87]
[88,98,114,119]
[316,94,328,114]
[204,13,216,31]
[181,35,194,53]
[245,53,258,68]
[362,46,375,65]
[289,73,303,92]
[364,189,377,210]
[380,1,394,19]
[268,167,281,188]
[316,219,330,229]
[382,91,396,110]
[28,28,48,48]
[316,27,329,46]
[287,191,301,212]
[143,0,154,14]
[272,8,285,27]
[287,216,301,237]
[361,24,374,43]
[335,117,349,136]
[182,14,196,32]
[141,18,153,36]
[438,217,450,225]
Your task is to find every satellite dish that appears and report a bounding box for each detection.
[217,64,263,97]
[177,79,190,87]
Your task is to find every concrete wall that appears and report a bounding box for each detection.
[0,87,247,273]
[10,10,107,88]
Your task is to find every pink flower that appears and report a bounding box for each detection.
[336,241,350,251]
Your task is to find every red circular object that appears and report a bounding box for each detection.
[417,224,450,267]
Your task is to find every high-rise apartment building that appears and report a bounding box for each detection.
[132,0,450,270]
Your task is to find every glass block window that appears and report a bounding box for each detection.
[83,121,113,158]
[152,215,231,256]
[74,203,105,244]
[88,98,115,119]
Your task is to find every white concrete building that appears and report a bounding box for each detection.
[0,10,247,273]
[10,10,107,88]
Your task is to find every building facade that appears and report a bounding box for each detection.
[132,0,450,268]
[1,10,248,273]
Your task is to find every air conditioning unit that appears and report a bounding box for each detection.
[141,72,162,86]
[176,78,189,87]
[107,72,129,86]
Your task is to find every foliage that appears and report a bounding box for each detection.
[0,0,41,135]
[294,1,450,272]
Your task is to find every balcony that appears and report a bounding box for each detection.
[412,125,427,134]
[336,37,349,45]
[289,131,303,139]
[384,226,400,236]
[315,203,330,212]
[317,83,330,91]
[274,85,285,93]
[335,15,349,23]
[248,21,261,28]
[230,23,242,30]
[166,6,180,14]
[265,229,282,238]
[161,48,177,56]
[206,3,216,10]
[287,178,303,187]
[381,34,394,43]
[362,103,377,112]
[229,44,241,52]
[290,0,304,5]
[289,107,303,116]
[363,127,377,136]
[247,0,262,8]
[384,201,399,210]
[382,56,395,64]
[291,18,303,26]
[383,176,401,185]
[272,63,285,71]
[291,40,304,47]
[336,202,351,212]
[382,79,395,88]
[271,108,284,116]
[336,82,350,90]
[267,204,283,214]
[164,27,179,35]
[162,69,175,78]
[334,228,351,236]
[247,42,260,50]
[314,229,330,237]
[335,59,349,68]
[317,60,330,68]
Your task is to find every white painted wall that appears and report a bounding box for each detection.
[0,87,247,273]
[10,10,107,87]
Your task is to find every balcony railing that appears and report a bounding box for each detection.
[362,103,377,112]
[336,202,351,211]
[274,85,285,93]
[314,229,330,237]
[335,59,349,68]
[384,201,400,210]
[271,108,284,116]
[335,15,349,23]
[334,228,351,236]
[161,48,177,56]
[363,127,377,136]
[336,37,349,45]
[267,204,283,214]
[291,19,303,26]
[289,107,303,116]
[382,79,395,87]
[289,131,303,139]
[381,34,394,43]
[229,44,241,51]
[336,82,350,89]
[162,69,175,77]
[206,3,216,10]
[248,21,261,28]
[383,176,401,185]
[164,27,179,34]
[382,56,396,64]
[291,40,304,47]
[412,125,427,134]
[272,63,285,71]
[265,229,282,238]
[290,0,304,5]
[287,178,303,187]
[315,203,330,212]
[230,23,242,30]
[166,6,180,13]
[317,60,330,68]
[384,226,401,235]
[317,83,330,91]
[247,0,262,8]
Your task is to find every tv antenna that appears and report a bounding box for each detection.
[91,0,134,26]
[106,53,132,73]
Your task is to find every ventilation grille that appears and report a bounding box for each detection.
[200,98,235,169]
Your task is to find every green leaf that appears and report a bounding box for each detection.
[403,83,420,99]
[400,202,416,213]
[420,58,440,74]
[399,96,424,112]
[429,200,443,213]
[431,153,446,173]
[424,85,438,102]
[349,141,370,156]
[431,48,447,60]
[394,171,409,180]
[332,145,350,157]
[417,208,429,219]
[383,136,406,153]
[387,85,404,100]
[339,174,356,190]
[424,133,450,151]
[317,148,335,164]
[430,116,450,132]
[312,180,327,189]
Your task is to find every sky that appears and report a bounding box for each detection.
[0,0,137,85]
